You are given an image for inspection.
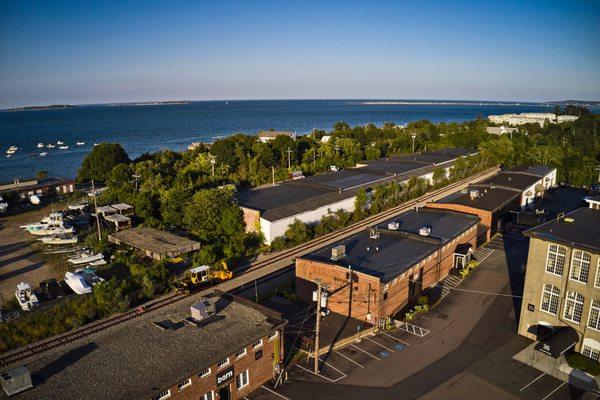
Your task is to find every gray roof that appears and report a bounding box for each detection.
[437,187,521,212]
[258,130,294,138]
[301,209,479,282]
[238,148,477,222]
[506,165,554,178]
[524,208,600,253]
[8,292,286,400]
[108,227,200,256]
[0,177,75,194]
[474,172,541,192]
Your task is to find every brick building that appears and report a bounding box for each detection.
[295,208,480,324]
[8,291,286,400]
[518,204,600,360]
[0,177,75,202]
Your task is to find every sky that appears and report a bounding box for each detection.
[0,0,599,108]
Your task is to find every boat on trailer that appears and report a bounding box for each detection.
[68,251,104,265]
[15,282,39,311]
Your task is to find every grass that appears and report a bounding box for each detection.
[566,353,600,376]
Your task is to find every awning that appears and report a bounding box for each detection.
[454,243,473,256]
[535,326,579,358]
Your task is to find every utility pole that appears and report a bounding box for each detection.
[132,173,140,191]
[314,280,322,374]
[210,156,216,177]
[411,133,416,153]
[91,180,101,241]
[272,166,275,187]
[286,147,293,170]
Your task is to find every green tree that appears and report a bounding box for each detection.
[284,219,313,246]
[78,143,130,183]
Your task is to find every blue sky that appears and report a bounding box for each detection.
[0,0,599,107]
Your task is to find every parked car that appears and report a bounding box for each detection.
[39,279,66,300]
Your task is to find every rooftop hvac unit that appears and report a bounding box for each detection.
[469,189,480,199]
[191,298,214,321]
[331,245,346,261]
[1,366,33,396]
[369,228,380,239]
[419,227,431,236]
[387,221,400,230]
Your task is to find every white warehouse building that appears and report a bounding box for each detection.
[237,148,478,244]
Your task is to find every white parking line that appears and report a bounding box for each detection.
[294,363,340,383]
[350,343,381,360]
[317,357,347,378]
[519,372,545,391]
[381,331,410,345]
[261,385,292,400]
[365,336,396,353]
[541,381,567,400]
[334,349,365,368]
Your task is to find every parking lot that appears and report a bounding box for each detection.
[245,224,588,400]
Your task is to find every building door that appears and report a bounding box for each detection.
[218,385,231,400]
[409,268,423,302]
[454,254,465,270]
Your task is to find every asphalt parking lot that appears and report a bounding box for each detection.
[245,225,589,400]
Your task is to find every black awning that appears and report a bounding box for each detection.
[535,326,579,358]
[454,243,473,256]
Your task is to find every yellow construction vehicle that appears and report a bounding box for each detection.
[175,261,233,293]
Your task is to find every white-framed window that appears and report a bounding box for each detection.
[177,378,191,391]
[583,345,600,362]
[563,291,585,324]
[589,300,600,331]
[252,339,263,349]
[595,260,600,288]
[202,391,214,400]
[154,390,171,400]
[540,284,560,315]
[199,367,211,378]
[570,250,592,283]
[235,348,247,359]
[236,369,249,390]
[545,244,566,276]
[217,357,229,369]
[268,331,279,341]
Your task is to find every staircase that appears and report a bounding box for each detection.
[428,274,462,301]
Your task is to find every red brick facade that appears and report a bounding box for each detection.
[157,330,283,400]
[296,225,478,324]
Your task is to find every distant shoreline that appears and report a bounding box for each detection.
[107,100,192,106]
[7,104,76,112]
[361,101,547,106]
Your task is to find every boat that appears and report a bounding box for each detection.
[39,152,48,157]
[37,143,45,148]
[8,146,17,151]
[21,215,75,236]
[93,143,100,146]
[89,258,107,266]
[77,268,105,286]
[6,149,16,154]
[0,195,7,213]
[5,154,11,158]
[59,145,69,150]
[15,282,39,311]
[30,195,41,205]
[47,143,56,148]
[57,141,64,145]
[76,141,85,146]
[68,251,104,265]
[64,271,92,294]
[39,235,78,245]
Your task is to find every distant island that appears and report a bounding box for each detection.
[7,104,76,112]
[107,100,192,106]
[546,100,600,106]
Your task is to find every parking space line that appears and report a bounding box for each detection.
[351,343,381,360]
[294,364,339,383]
[381,331,410,345]
[365,336,396,353]
[261,385,293,400]
[541,381,567,400]
[519,373,545,392]
[317,357,347,378]
[334,350,365,368]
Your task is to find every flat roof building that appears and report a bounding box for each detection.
[0,177,75,202]
[238,148,478,244]
[257,130,295,142]
[5,291,287,400]
[518,205,600,363]
[108,227,201,260]
[295,208,480,324]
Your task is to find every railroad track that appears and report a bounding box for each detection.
[0,166,498,368]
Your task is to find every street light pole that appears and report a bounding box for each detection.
[411,134,416,153]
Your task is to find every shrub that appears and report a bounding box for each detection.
[566,353,600,376]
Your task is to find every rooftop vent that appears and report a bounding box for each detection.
[564,217,574,223]
[388,221,400,230]
[419,227,431,236]
[191,298,215,321]
[1,366,33,396]
[331,245,346,261]
[369,228,380,239]
[469,189,480,199]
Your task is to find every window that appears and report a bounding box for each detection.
[177,379,191,390]
[383,292,388,300]
[154,390,171,400]
[235,348,247,359]
[252,339,263,349]
[570,250,592,283]
[589,300,600,331]
[595,260,600,288]
[217,358,229,369]
[268,331,279,341]
[236,369,249,390]
[545,244,566,275]
[583,345,600,362]
[540,284,560,315]
[563,291,584,324]
[199,367,211,378]
[202,391,214,400]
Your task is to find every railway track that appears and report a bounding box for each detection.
[0,166,498,368]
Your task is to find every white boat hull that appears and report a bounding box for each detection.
[64,272,92,294]
[68,253,103,265]
[39,236,78,245]
[24,226,75,236]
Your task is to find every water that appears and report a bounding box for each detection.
[0,99,579,182]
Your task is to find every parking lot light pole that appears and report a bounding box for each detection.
[314,281,322,373]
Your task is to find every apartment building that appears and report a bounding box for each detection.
[518,204,600,360]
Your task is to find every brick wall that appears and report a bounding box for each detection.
[426,202,493,241]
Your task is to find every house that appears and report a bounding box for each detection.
[7,291,287,400]
[486,126,518,136]
[518,203,600,363]
[295,209,480,324]
[0,177,75,203]
[257,131,295,143]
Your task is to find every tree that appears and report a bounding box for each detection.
[284,219,313,246]
[160,186,189,227]
[353,188,368,221]
[36,170,48,181]
[78,143,130,183]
